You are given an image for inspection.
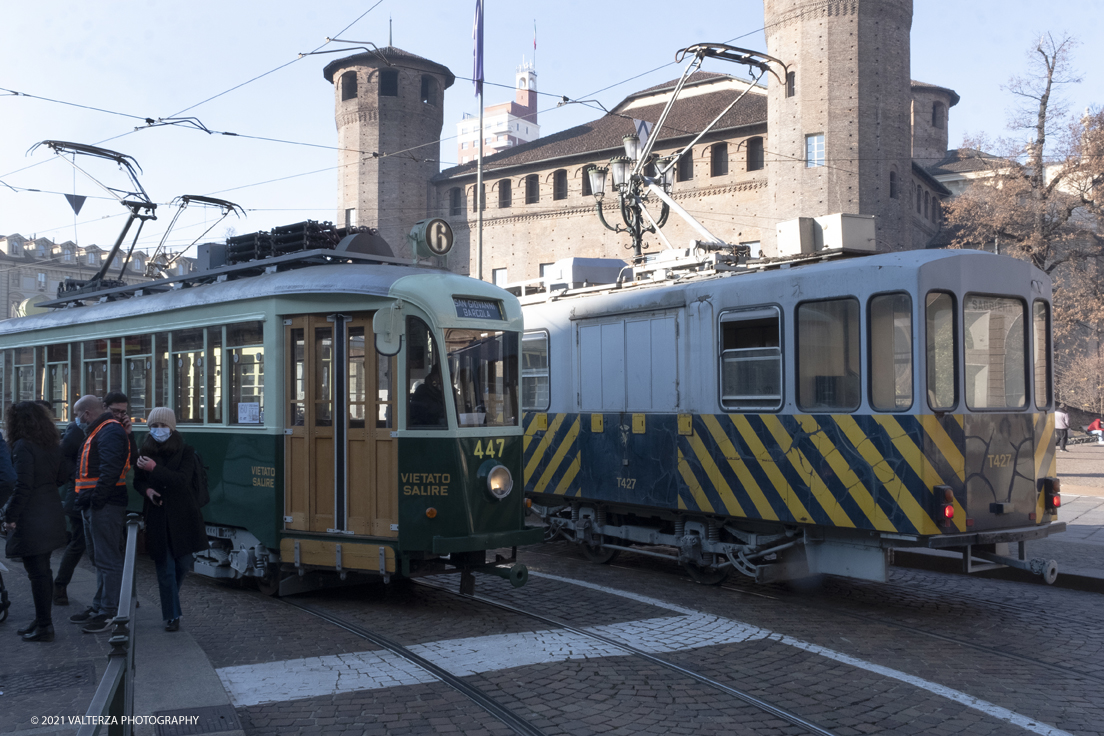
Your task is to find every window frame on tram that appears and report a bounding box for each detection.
[925,290,958,412]
[795,297,862,413]
[718,306,784,412]
[868,292,913,412]
[2,319,269,430]
[962,293,1028,412]
[1033,300,1051,410]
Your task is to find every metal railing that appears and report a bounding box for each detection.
[78,513,141,736]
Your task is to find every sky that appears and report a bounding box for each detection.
[1,1,1101,257]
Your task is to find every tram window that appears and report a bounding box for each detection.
[869,293,913,411]
[406,317,447,429]
[109,338,122,393]
[83,338,109,401]
[445,329,519,427]
[1,350,11,419]
[348,326,366,429]
[377,350,393,429]
[228,322,264,425]
[46,344,70,421]
[154,335,169,413]
[289,328,306,426]
[126,356,152,422]
[964,295,1026,410]
[720,308,782,411]
[796,299,860,411]
[69,344,80,410]
[173,328,206,424]
[522,331,550,411]
[314,327,333,426]
[926,292,957,410]
[207,327,223,423]
[14,346,38,403]
[1033,301,1051,409]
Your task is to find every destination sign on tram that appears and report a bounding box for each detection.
[454,298,502,320]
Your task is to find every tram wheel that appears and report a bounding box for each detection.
[683,561,729,585]
[256,572,281,597]
[580,540,620,564]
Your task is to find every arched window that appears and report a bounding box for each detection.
[379,69,398,98]
[420,76,437,104]
[924,190,930,219]
[916,187,923,214]
[552,169,568,200]
[449,187,462,216]
[889,169,898,199]
[525,174,540,204]
[932,102,945,130]
[711,142,729,177]
[677,150,694,181]
[786,71,796,98]
[581,167,593,197]
[340,71,357,101]
[746,137,764,172]
[498,179,512,208]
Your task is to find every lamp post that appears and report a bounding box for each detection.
[589,137,670,259]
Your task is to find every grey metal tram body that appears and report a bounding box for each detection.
[519,248,1066,585]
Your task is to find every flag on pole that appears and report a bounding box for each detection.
[533,20,537,51]
[472,0,484,97]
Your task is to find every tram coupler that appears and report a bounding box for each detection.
[473,562,529,588]
[970,549,1058,585]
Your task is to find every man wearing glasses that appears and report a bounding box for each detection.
[68,393,133,634]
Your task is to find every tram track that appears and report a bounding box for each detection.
[526,544,1104,685]
[281,596,548,736]
[413,579,840,736]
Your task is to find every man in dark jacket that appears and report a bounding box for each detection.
[51,412,86,605]
[68,395,130,634]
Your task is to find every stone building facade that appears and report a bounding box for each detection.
[330,0,960,282]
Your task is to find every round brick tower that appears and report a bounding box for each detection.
[763,0,913,253]
[324,48,455,260]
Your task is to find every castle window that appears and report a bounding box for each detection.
[677,151,694,181]
[553,170,568,200]
[746,137,764,172]
[379,69,398,97]
[924,191,930,219]
[581,166,593,197]
[340,71,357,101]
[492,268,508,286]
[711,142,729,177]
[916,186,922,214]
[345,208,357,228]
[449,187,462,216]
[889,169,898,199]
[932,102,945,130]
[499,179,512,208]
[420,76,437,104]
[805,134,824,168]
[786,71,796,98]
[525,174,540,204]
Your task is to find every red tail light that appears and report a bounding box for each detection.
[934,485,956,527]
[1043,477,1061,512]
[942,504,955,519]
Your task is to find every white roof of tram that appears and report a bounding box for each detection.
[0,263,520,336]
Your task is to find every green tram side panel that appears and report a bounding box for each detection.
[398,436,537,554]
[128,430,283,549]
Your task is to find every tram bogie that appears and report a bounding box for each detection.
[520,249,1066,585]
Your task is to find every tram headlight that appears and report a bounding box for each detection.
[480,460,514,500]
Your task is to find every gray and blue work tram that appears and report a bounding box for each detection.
[0,259,540,594]
[519,248,1066,585]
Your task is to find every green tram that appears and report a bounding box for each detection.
[0,261,541,594]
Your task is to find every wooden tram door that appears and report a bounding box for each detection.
[284,314,398,537]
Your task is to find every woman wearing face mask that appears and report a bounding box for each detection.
[133,408,208,632]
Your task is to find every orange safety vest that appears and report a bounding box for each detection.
[75,419,131,494]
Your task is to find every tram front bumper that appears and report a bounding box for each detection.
[432,527,545,555]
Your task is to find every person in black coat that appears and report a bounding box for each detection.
[133,407,207,632]
[1,402,69,642]
[52,416,86,605]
